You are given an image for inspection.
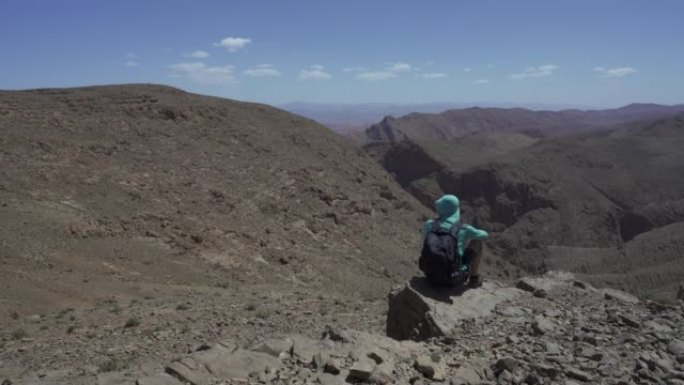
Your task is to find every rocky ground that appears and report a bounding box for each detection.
[4,272,681,385]
[386,273,684,385]
[0,278,394,385]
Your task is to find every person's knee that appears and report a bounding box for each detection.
[463,247,477,259]
[470,240,483,251]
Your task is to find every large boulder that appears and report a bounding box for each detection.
[386,277,522,341]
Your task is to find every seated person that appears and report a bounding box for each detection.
[419,194,488,288]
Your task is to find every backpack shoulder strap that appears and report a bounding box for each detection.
[449,221,464,238]
[430,219,441,232]
[450,222,465,259]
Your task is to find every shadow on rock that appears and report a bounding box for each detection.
[387,277,522,341]
[408,276,469,305]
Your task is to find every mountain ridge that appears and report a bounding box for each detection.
[364,103,684,141]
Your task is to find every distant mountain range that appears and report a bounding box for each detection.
[364,103,684,141]
[279,102,598,133]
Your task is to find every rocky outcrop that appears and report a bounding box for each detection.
[388,272,684,384]
[385,277,523,341]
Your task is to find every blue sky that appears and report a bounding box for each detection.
[1,0,683,107]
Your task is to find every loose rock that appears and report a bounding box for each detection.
[603,289,640,304]
[619,314,641,328]
[566,367,592,382]
[532,316,555,335]
[349,360,375,382]
[494,357,519,373]
[668,340,684,356]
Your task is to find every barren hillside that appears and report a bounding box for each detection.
[0,84,443,323]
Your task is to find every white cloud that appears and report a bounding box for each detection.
[298,65,331,80]
[351,62,414,80]
[169,61,236,85]
[215,37,252,52]
[387,62,412,72]
[244,64,282,77]
[509,64,558,80]
[356,71,396,81]
[125,61,140,67]
[472,79,489,84]
[464,67,472,73]
[187,50,210,59]
[419,73,448,79]
[126,53,137,59]
[486,64,494,68]
[593,66,637,78]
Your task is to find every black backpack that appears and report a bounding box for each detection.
[419,220,466,285]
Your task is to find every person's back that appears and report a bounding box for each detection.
[420,194,488,288]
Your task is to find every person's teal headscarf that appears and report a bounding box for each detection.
[435,194,460,225]
[423,194,488,257]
